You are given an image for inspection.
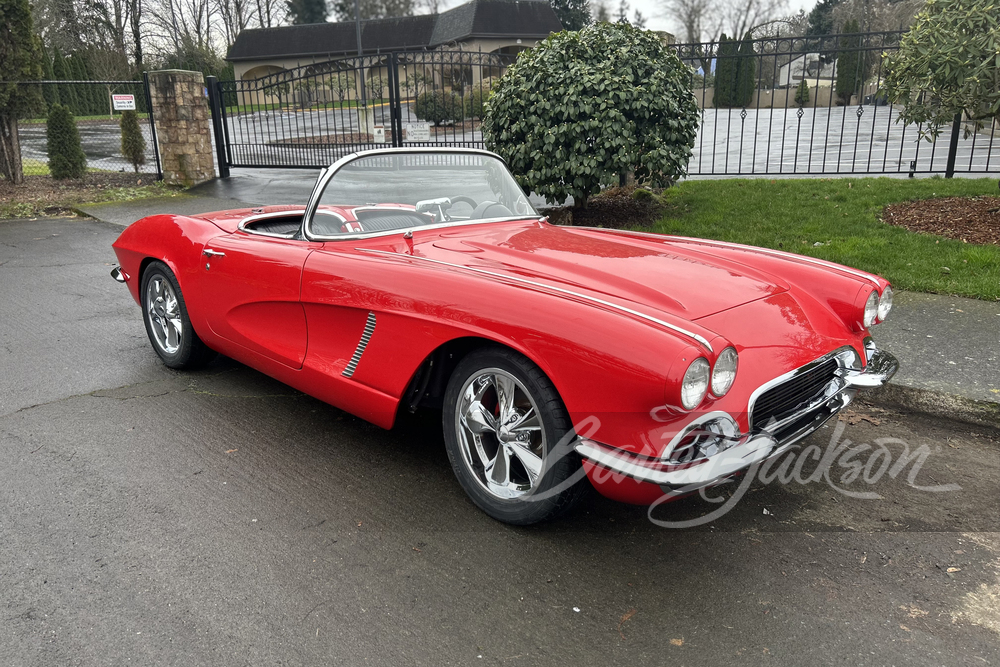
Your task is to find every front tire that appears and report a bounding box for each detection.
[141,261,216,369]
[442,347,587,525]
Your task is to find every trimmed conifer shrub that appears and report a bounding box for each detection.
[47,103,87,179]
[795,79,811,107]
[120,110,146,173]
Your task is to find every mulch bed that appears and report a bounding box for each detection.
[0,173,152,214]
[542,186,665,228]
[881,196,1000,246]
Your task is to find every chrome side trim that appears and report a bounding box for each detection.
[354,248,715,352]
[343,311,377,378]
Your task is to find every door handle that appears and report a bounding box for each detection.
[203,249,226,257]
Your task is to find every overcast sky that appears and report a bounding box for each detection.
[632,0,816,34]
[437,0,819,39]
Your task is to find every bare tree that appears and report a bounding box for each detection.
[830,0,921,32]
[253,0,286,26]
[661,0,786,43]
[214,0,256,46]
[724,0,789,41]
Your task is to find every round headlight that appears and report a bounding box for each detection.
[863,291,879,328]
[711,347,739,397]
[877,286,893,322]
[680,357,710,410]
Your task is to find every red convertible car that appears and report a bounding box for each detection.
[111,148,898,524]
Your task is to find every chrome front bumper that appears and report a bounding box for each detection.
[575,345,898,493]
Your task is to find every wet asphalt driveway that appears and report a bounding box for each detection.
[1,217,999,666]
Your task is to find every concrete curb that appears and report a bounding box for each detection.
[863,382,1000,431]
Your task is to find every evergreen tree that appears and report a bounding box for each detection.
[46,103,86,179]
[795,78,810,107]
[51,48,79,113]
[287,0,327,24]
[119,109,145,173]
[734,31,756,107]
[0,0,45,183]
[69,55,90,114]
[835,19,861,105]
[807,0,842,36]
[713,34,738,107]
[550,0,590,30]
[41,46,59,109]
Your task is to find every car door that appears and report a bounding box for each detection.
[200,232,321,369]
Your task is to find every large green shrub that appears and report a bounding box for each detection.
[483,22,699,208]
[46,103,86,179]
[882,0,1000,140]
[120,109,146,173]
[413,90,464,125]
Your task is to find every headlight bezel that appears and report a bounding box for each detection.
[711,347,739,397]
[680,357,711,410]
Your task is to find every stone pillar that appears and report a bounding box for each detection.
[147,70,216,186]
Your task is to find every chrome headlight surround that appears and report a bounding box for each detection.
[680,357,711,410]
[863,291,879,329]
[877,286,893,322]
[711,347,739,397]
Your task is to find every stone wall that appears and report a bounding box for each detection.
[147,70,215,186]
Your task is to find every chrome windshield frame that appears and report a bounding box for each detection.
[300,147,537,242]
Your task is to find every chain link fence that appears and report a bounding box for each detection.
[14,80,160,178]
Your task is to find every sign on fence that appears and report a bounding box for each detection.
[112,94,136,111]
[405,122,430,142]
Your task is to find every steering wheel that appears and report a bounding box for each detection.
[446,195,479,210]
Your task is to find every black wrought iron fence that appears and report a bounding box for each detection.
[14,79,160,178]
[672,30,998,176]
[207,34,997,178]
[212,49,516,170]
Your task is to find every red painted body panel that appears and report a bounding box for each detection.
[112,210,887,505]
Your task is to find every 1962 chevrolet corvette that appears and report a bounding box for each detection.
[111,148,898,524]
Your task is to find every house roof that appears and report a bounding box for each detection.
[226,0,562,62]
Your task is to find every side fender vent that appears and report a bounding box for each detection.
[343,311,377,378]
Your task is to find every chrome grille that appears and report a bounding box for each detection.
[751,356,840,430]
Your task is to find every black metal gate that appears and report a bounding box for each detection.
[208,49,515,175]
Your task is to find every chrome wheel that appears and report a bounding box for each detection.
[456,368,545,500]
[145,275,183,354]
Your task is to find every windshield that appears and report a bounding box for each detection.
[308,151,537,238]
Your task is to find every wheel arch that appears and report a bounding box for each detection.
[396,335,566,420]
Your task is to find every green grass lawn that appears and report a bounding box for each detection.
[650,177,1000,301]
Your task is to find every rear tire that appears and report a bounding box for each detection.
[442,347,587,525]
[141,261,216,370]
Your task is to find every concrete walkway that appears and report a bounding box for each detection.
[81,171,1000,425]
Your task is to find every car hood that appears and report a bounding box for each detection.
[409,221,790,322]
